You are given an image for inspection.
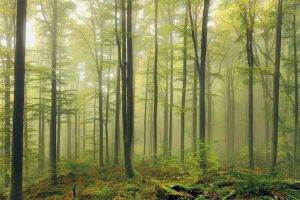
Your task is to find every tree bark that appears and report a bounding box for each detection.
[10,0,27,198]
[124,0,134,178]
[180,6,188,162]
[49,0,58,184]
[114,0,121,166]
[271,0,282,174]
[153,0,158,164]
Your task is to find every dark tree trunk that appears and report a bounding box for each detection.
[120,0,128,171]
[114,0,121,166]
[153,0,158,164]
[198,0,210,169]
[271,0,282,174]
[247,28,254,170]
[180,7,188,162]
[188,0,209,169]
[9,0,27,198]
[124,0,134,178]
[49,0,58,184]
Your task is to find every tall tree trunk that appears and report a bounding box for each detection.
[180,7,188,162]
[114,0,121,166]
[153,0,158,164]
[74,107,78,160]
[292,0,298,177]
[10,0,27,198]
[124,0,134,178]
[57,58,62,161]
[168,28,174,158]
[271,0,282,174]
[93,95,97,160]
[192,63,198,155]
[67,114,71,160]
[120,0,128,170]
[105,59,112,165]
[198,0,209,169]
[50,0,58,184]
[262,35,271,164]
[38,79,45,170]
[143,58,150,161]
[163,69,169,159]
[83,105,86,157]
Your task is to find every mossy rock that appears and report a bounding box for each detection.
[155,185,193,200]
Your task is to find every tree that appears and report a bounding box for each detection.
[9,0,27,198]
[180,4,188,162]
[271,0,283,174]
[49,0,58,184]
[153,0,158,164]
[124,0,135,178]
[188,0,210,169]
[114,0,121,166]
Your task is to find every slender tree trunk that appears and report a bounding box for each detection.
[9,0,27,198]
[198,0,209,169]
[192,63,198,155]
[67,114,71,160]
[143,58,150,161]
[168,28,174,158]
[74,107,78,160]
[120,0,128,171]
[49,0,58,184]
[180,7,188,162]
[292,1,298,177]
[262,35,271,163]
[163,70,169,159]
[98,29,104,169]
[153,0,158,164]
[114,0,121,166]
[57,60,62,161]
[93,95,97,160]
[271,0,282,174]
[38,79,45,170]
[105,59,112,165]
[83,105,86,157]
[124,0,134,178]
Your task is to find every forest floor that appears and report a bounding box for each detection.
[17,160,300,200]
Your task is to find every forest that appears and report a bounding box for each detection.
[0,0,299,199]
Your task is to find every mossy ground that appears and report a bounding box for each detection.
[19,161,299,200]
